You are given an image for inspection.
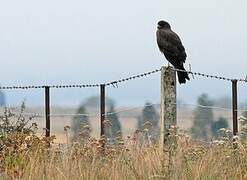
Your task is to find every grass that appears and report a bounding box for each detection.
[1,105,247,180]
[1,128,247,180]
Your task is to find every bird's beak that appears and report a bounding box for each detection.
[157,25,161,29]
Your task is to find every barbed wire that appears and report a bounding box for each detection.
[1,66,246,90]
[0,68,161,90]
[0,84,101,90]
[104,68,161,87]
[173,68,236,82]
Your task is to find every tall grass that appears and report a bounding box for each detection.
[1,106,247,179]
[1,130,247,179]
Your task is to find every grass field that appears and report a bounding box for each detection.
[1,106,244,179]
[1,128,247,180]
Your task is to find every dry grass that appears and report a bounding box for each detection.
[1,129,247,180]
[1,106,246,179]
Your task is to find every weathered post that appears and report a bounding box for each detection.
[160,66,177,148]
[45,86,50,137]
[100,84,105,137]
[232,79,238,135]
[100,84,106,150]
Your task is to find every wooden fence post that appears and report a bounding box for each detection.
[100,84,105,137]
[232,79,238,135]
[160,66,177,148]
[45,86,50,137]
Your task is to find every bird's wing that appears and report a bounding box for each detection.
[157,29,187,62]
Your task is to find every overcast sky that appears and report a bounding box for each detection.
[0,0,247,107]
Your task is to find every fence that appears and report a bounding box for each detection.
[0,66,247,144]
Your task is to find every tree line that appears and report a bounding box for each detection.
[72,94,247,142]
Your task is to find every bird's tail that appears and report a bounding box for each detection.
[176,65,190,84]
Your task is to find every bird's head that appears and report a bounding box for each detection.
[157,20,171,29]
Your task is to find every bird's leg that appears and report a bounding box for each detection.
[168,62,170,67]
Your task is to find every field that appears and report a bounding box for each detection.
[1,127,247,179]
[18,106,233,144]
[1,106,245,179]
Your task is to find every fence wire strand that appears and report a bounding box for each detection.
[173,68,245,82]
[0,68,161,90]
[1,67,246,90]
[11,102,247,119]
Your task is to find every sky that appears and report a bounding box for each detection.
[0,0,247,107]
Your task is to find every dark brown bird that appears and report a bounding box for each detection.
[156,20,190,84]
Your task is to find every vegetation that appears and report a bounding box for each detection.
[211,117,229,137]
[83,95,115,110]
[190,94,229,140]
[71,104,91,141]
[137,103,159,143]
[0,103,55,178]
[191,94,214,140]
[105,104,122,143]
[1,114,247,180]
[2,101,247,179]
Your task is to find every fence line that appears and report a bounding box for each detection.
[11,103,159,118]
[173,68,247,82]
[9,102,247,119]
[0,68,161,90]
[176,103,233,111]
[0,67,247,90]
[1,66,247,139]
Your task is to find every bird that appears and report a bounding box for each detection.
[156,20,190,84]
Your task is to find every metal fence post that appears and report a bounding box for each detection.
[100,84,105,137]
[45,86,50,137]
[232,79,238,135]
[160,66,177,148]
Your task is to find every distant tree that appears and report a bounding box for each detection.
[105,104,122,143]
[191,94,214,140]
[137,102,159,142]
[83,96,115,110]
[0,90,5,106]
[71,105,91,141]
[211,117,229,137]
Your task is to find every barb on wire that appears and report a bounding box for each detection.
[110,81,118,88]
[239,78,247,83]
